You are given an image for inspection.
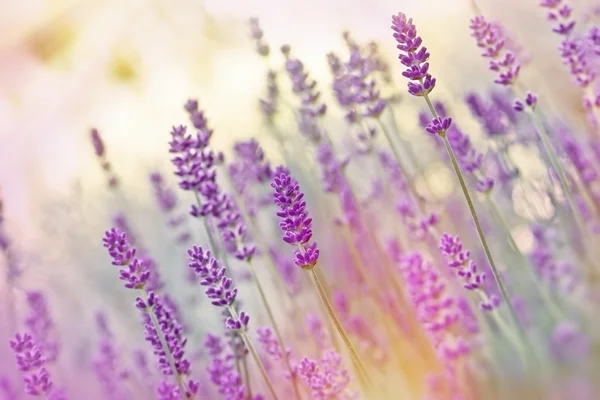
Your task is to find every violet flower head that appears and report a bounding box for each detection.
[141,296,192,378]
[282,46,327,119]
[271,171,320,270]
[91,128,105,157]
[398,252,471,363]
[439,233,500,311]
[90,128,118,188]
[260,70,279,119]
[249,17,269,56]
[103,228,151,290]
[470,16,521,86]
[391,13,436,97]
[559,129,600,203]
[465,92,509,136]
[330,39,387,121]
[150,172,177,214]
[10,332,62,398]
[188,246,249,331]
[204,332,253,400]
[257,327,284,361]
[24,291,59,363]
[425,117,452,136]
[540,0,576,36]
[93,313,129,400]
[296,350,354,400]
[169,124,217,206]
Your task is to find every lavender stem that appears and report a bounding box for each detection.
[307,266,373,389]
[226,305,280,400]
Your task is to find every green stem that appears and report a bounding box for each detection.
[226,306,280,400]
[241,355,252,399]
[247,259,302,399]
[193,191,219,257]
[307,267,373,388]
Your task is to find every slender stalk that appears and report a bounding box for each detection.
[422,93,528,349]
[241,355,252,399]
[247,259,302,400]
[142,292,188,399]
[227,306,280,400]
[307,267,373,388]
[440,135,527,338]
[193,191,219,256]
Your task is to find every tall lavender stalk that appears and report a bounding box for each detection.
[390,13,528,347]
[102,229,197,399]
[271,171,373,388]
[187,246,280,400]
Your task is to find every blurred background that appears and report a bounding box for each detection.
[0,0,596,384]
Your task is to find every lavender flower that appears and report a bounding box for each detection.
[103,229,197,398]
[24,292,59,363]
[439,233,500,311]
[10,332,64,398]
[249,18,269,56]
[90,128,118,188]
[296,350,355,400]
[228,139,272,217]
[260,70,279,120]
[93,313,129,400]
[187,246,249,331]
[271,171,320,269]
[282,45,327,144]
[391,13,436,97]
[470,17,521,86]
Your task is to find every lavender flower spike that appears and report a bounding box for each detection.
[10,332,65,399]
[187,246,279,400]
[271,170,372,387]
[271,171,320,270]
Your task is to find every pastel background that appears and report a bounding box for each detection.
[0,0,599,399]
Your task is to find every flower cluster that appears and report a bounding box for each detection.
[171,104,256,262]
[24,291,59,363]
[465,92,510,136]
[272,171,320,269]
[93,313,129,400]
[398,252,470,360]
[103,228,151,289]
[228,138,272,217]
[296,350,354,400]
[439,233,500,311]
[10,332,65,399]
[260,70,279,120]
[90,128,118,188]
[391,13,436,97]
[249,18,269,56]
[330,34,387,121]
[187,246,250,331]
[540,0,576,36]
[282,46,327,119]
[470,16,521,86]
